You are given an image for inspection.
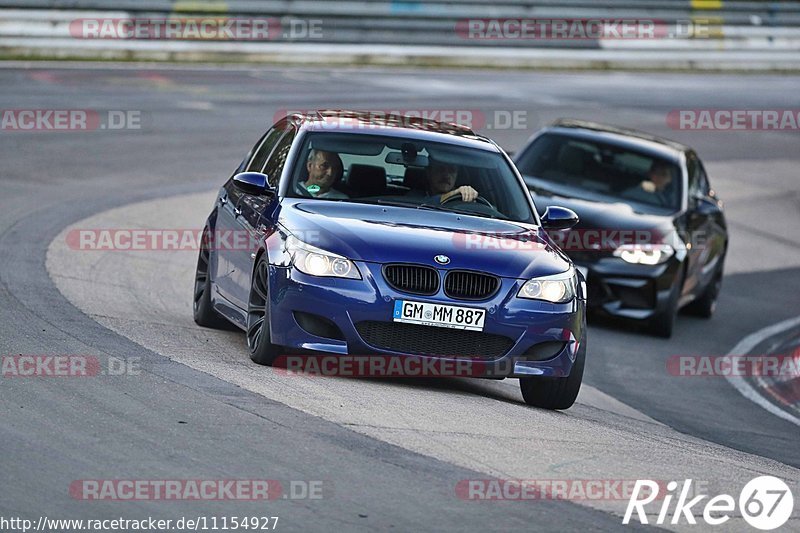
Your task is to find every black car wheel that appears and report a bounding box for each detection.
[519,335,586,410]
[193,228,227,329]
[685,263,724,318]
[648,265,685,338]
[247,256,281,366]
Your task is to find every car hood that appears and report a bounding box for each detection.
[278,200,571,279]
[532,194,677,251]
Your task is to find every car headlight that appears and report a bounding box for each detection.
[517,269,576,303]
[286,236,361,279]
[613,244,674,265]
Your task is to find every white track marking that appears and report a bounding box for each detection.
[725,316,800,428]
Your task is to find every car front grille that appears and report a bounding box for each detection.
[383,264,439,296]
[444,270,500,300]
[354,321,514,359]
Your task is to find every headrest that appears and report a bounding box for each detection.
[348,164,387,197]
[403,167,428,190]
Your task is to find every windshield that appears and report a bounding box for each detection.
[516,133,683,214]
[288,132,534,222]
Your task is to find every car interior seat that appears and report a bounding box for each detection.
[348,164,387,197]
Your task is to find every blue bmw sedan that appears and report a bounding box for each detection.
[193,111,586,409]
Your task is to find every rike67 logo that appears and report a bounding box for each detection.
[624,477,794,530]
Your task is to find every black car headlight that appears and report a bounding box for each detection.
[517,268,577,303]
[613,244,674,265]
[286,236,361,279]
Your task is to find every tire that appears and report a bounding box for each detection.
[193,228,228,329]
[648,266,684,338]
[246,256,281,366]
[649,300,676,338]
[684,263,723,319]
[519,335,586,410]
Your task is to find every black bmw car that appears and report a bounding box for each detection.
[514,120,728,337]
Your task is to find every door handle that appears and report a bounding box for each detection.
[234,207,242,217]
[219,196,227,205]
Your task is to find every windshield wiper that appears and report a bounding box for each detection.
[344,199,419,208]
[374,199,423,208]
[378,199,502,218]
[418,202,507,220]
[353,198,507,220]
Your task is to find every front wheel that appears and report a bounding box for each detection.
[519,336,586,410]
[684,263,723,318]
[247,256,282,366]
[648,265,684,338]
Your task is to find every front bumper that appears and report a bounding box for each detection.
[266,261,586,379]
[575,255,682,320]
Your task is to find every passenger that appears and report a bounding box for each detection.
[300,149,348,199]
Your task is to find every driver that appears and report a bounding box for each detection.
[408,157,479,204]
[300,149,348,199]
[624,160,675,206]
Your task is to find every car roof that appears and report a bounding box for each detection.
[287,110,500,152]
[542,119,690,161]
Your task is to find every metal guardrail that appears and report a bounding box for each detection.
[0,0,798,62]
[0,0,800,69]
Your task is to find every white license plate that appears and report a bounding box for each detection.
[393,300,486,332]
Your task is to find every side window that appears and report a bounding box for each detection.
[263,131,296,187]
[247,124,286,172]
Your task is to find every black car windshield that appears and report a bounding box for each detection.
[288,132,534,223]
[516,133,683,214]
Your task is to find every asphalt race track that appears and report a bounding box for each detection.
[1,64,799,531]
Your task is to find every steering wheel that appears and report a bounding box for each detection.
[441,191,495,210]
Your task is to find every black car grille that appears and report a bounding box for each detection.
[355,321,514,359]
[383,264,439,295]
[444,271,500,300]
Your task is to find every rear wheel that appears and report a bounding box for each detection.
[247,256,281,366]
[193,228,227,329]
[519,336,586,410]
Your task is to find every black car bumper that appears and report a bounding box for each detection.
[575,256,682,321]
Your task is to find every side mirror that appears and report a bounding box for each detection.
[541,206,579,230]
[233,172,274,196]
